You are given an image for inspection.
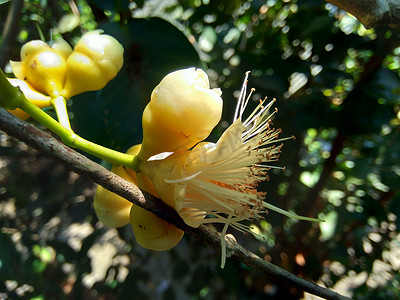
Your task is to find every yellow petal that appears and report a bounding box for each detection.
[20,40,49,58]
[130,205,184,251]
[51,37,73,59]
[74,30,124,72]
[62,30,124,98]
[61,52,104,98]
[139,68,223,160]
[8,78,50,104]
[94,165,133,228]
[9,61,24,80]
[7,78,51,120]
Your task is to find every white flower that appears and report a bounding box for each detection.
[140,72,321,267]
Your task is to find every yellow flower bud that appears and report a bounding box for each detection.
[139,68,223,160]
[7,78,51,120]
[130,205,184,251]
[94,144,183,250]
[94,165,133,228]
[10,38,72,97]
[61,30,124,99]
[51,38,74,60]
[94,145,143,228]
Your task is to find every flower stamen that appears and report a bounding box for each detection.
[144,71,323,268]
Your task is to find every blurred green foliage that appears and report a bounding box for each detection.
[0,0,399,299]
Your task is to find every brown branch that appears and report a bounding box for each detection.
[0,108,351,300]
[326,0,400,29]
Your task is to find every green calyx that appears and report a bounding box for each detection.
[0,69,26,110]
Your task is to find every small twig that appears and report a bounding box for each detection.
[0,108,351,300]
[0,0,24,69]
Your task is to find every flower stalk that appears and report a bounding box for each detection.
[51,95,71,129]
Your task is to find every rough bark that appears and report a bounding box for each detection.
[327,0,400,29]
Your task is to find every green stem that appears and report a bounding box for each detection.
[18,98,140,171]
[51,95,71,129]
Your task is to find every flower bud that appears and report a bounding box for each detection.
[10,38,72,97]
[7,78,51,120]
[94,165,133,228]
[130,205,184,251]
[139,68,223,160]
[51,38,74,60]
[61,30,124,98]
[94,144,184,250]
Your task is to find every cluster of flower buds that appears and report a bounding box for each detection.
[9,30,123,119]
[61,30,124,99]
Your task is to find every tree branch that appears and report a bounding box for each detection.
[326,0,400,29]
[0,108,351,300]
